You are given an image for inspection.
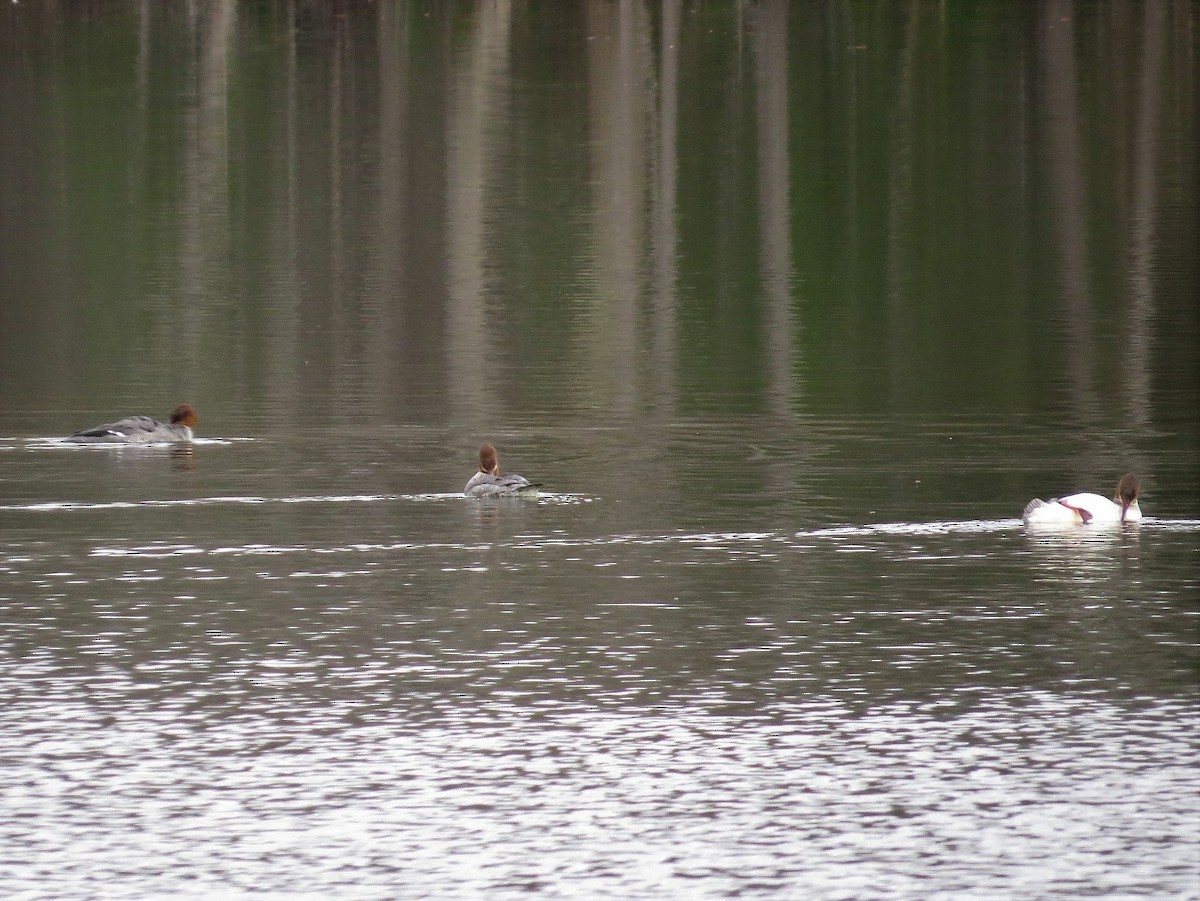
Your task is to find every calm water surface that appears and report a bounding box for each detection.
[1,1,1198,898]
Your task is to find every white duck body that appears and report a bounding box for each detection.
[1022,493,1141,526]
[1022,474,1142,526]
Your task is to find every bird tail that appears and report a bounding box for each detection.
[1021,498,1046,524]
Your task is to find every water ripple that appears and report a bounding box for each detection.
[0,687,1193,898]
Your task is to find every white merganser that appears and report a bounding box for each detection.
[66,403,199,444]
[1022,473,1142,525]
[464,443,540,497]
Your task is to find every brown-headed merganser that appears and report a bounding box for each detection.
[1022,473,1142,525]
[464,443,540,497]
[67,403,199,444]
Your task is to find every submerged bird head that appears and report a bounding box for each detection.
[478,443,500,476]
[1115,473,1140,521]
[170,403,199,428]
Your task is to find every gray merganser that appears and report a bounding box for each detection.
[464,443,540,497]
[67,403,199,444]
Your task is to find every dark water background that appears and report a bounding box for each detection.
[1,2,1197,897]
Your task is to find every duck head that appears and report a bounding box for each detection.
[170,403,199,428]
[478,443,500,476]
[1114,473,1140,521]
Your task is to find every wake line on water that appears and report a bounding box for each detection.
[800,519,1021,537]
[1,495,409,512]
[63,517,1200,562]
[2,489,1194,535]
[0,492,585,513]
[798,518,1200,537]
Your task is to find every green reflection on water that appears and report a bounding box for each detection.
[0,2,1195,477]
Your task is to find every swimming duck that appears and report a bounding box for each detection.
[67,403,199,444]
[1022,473,1142,525]
[464,443,540,497]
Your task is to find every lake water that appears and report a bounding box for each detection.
[1,2,1198,898]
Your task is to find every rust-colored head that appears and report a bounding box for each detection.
[1115,473,1139,519]
[478,443,500,476]
[170,403,199,428]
